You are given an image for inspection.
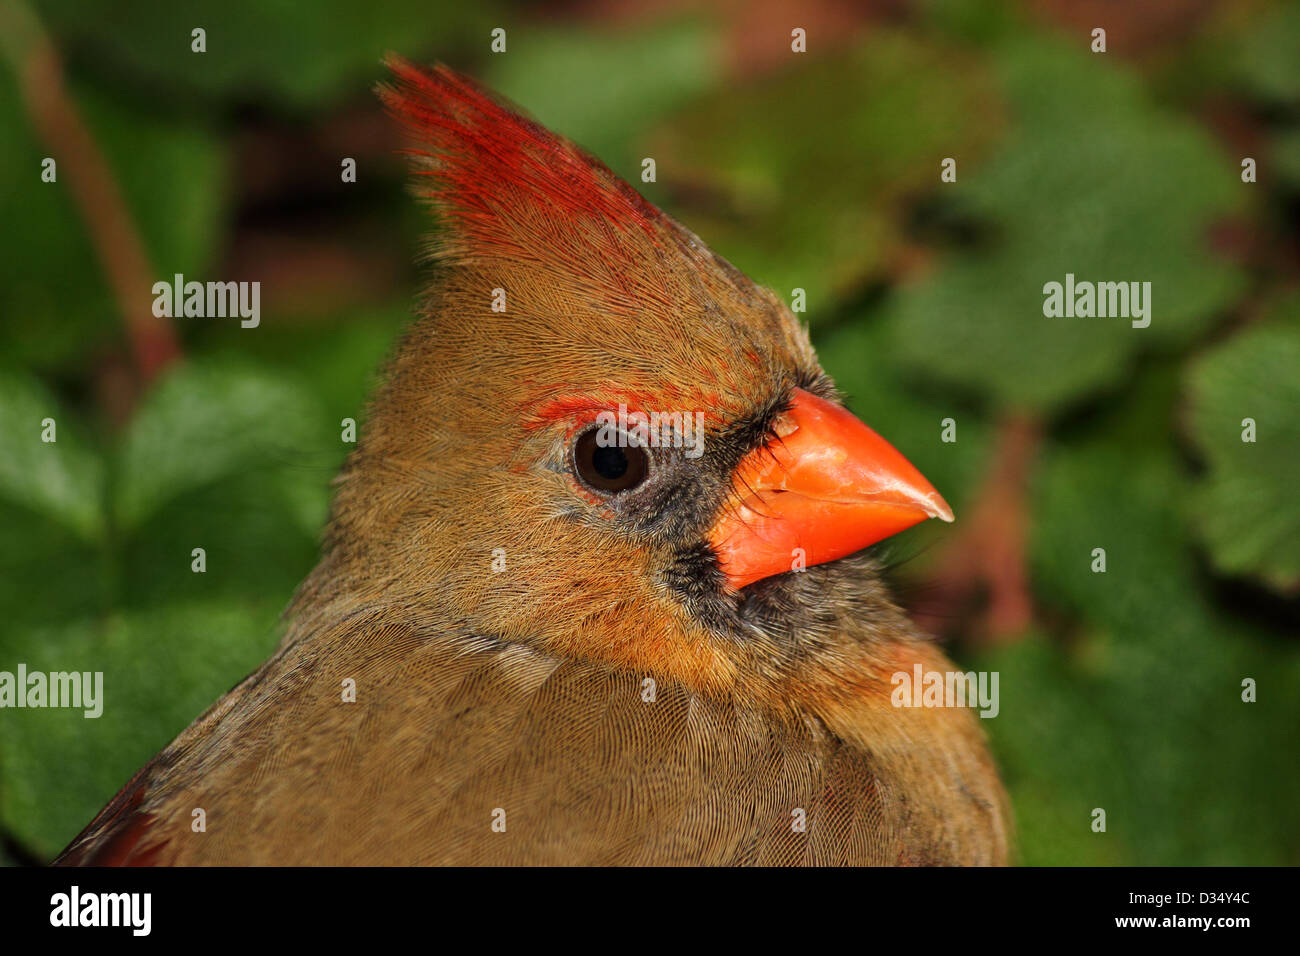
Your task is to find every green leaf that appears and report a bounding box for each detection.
[649,31,1001,311]
[0,600,280,859]
[887,35,1245,412]
[80,84,227,285]
[1233,2,1300,104]
[486,17,722,170]
[0,370,103,540]
[0,501,106,633]
[971,634,1131,865]
[998,373,1300,864]
[203,301,407,429]
[0,78,225,371]
[35,0,507,110]
[114,359,333,532]
[118,469,322,611]
[1271,126,1300,188]
[1186,305,1300,592]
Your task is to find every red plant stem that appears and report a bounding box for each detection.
[4,2,180,386]
[915,413,1041,643]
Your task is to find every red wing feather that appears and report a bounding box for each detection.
[53,762,171,866]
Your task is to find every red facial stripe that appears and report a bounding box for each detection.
[520,388,730,432]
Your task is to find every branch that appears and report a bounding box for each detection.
[0,0,180,388]
[912,413,1041,644]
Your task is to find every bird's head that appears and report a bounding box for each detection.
[300,60,953,695]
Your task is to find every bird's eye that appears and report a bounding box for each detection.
[572,427,650,494]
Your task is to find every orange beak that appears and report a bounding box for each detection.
[709,388,954,590]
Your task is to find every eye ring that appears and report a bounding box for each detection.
[572,426,651,494]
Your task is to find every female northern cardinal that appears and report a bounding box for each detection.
[56,59,1009,865]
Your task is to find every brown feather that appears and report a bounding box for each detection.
[56,61,1009,867]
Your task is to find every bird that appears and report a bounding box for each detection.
[55,58,1009,866]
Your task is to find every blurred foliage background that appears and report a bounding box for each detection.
[0,0,1297,865]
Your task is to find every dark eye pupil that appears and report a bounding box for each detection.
[573,428,650,494]
[591,445,628,480]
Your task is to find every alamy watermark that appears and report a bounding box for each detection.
[152,273,260,328]
[891,664,999,719]
[50,886,150,936]
[0,664,102,718]
[1042,273,1151,328]
[594,404,705,458]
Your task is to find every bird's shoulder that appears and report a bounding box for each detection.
[57,615,1004,865]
